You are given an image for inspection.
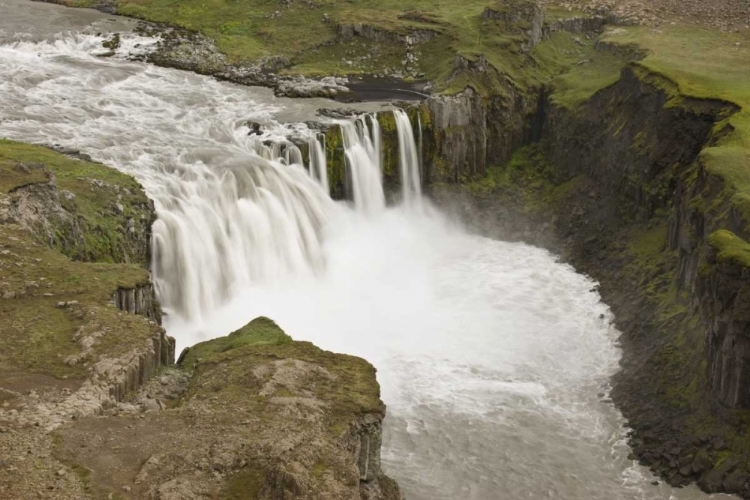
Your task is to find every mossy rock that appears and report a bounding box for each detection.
[0,142,160,381]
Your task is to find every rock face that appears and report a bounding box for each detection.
[0,141,177,499]
[426,60,750,496]
[420,81,540,184]
[112,283,162,323]
[0,150,154,265]
[336,22,437,46]
[482,0,545,50]
[424,88,488,182]
[699,234,750,408]
[55,317,403,500]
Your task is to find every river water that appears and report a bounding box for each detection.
[0,1,733,498]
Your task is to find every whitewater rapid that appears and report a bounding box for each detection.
[0,2,733,498]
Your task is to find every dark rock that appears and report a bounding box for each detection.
[711,438,727,451]
[722,469,749,494]
[246,121,262,136]
[699,469,726,493]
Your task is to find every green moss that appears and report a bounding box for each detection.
[708,230,750,268]
[182,317,292,366]
[0,143,158,381]
[0,140,152,264]
[324,125,346,199]
[377,111,400,186]
[464,144,573,213]
[180,317,383,438]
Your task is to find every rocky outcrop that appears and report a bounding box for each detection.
[276,75,352,98]
[134,22,287,88]
[0,141,177,498]
[52,317,402,500]
[112,283,162,323]
[542,15,609,37]
[482,0,544,50]
[0,152,154,265]
[336,22,437,46]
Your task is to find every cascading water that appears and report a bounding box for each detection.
[340,114,386,213]
[394,109,422,204]
[0,4,734,499]
[308,134,330,195]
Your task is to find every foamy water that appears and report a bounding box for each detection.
[0,2,733,498]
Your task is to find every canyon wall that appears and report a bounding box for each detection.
[423,57,750,495]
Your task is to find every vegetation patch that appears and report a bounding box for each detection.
[0,142,156,381]
[708,229,750,268]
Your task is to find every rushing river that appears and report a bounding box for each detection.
[0,1,734,498]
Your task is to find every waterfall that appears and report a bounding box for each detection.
[0,21,712,499]
[340,114,385,214]
[308,134,330,195]
[417,112,424,184]
[284,143,303,166]
[149,151,333,319]
[394,109,422,204]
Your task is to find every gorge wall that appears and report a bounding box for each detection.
[419,54,750,497]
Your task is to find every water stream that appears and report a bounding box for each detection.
[0,2,733,498]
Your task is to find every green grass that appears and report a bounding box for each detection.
[0,142,157,380]
[54,0,622,96]
[549,49,626,108]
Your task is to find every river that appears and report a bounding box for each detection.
[0,1,733,498]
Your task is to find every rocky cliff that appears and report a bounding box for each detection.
[427,52,750,496]
[55,317,402,500]
[0,140,177,498]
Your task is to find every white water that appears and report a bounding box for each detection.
[0,5,732,498]
[340,115,386,214]
[395,108,422,204]
[309,134,330,196]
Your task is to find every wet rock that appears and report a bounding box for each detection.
[722,469,749,494]
[275,76,351,99]
[245,121,262,136]
[102,33,121,51]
